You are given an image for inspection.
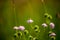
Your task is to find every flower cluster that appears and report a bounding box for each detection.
[13,14,56,40]
[42,13,56,40]
[13,26,25,31]
[42,22,55,29]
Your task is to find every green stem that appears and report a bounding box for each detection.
[42,0,47,13]
[54,37,56,40]
[13,0,18,26]
[30,24,33,29]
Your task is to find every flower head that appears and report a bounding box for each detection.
[13,26,19,30]
[42,23,47,27]
[49,32,56,37]
[50,22,55,29]
[18,26,25,31]
[27,18,33,24]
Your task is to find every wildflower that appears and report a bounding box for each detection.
[49,33,56,40]
[42,23,47,27]
[49,32,56,37]
[27,18,33,24]
[18,26,25,31]
[50,22,55,29]
[13,26,19,30]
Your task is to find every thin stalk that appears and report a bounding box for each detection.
[13,0,18,26]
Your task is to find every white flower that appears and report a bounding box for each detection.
[13,26,19,30]
[50,22,55,29]
[27,19,33,23]
[42,23,47,27]
[49,32,56,37]
[18,26,25,31]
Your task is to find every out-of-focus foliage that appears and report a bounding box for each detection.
[0,0,60,40]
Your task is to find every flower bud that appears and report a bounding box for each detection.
[13,26,19,30]
[49,32,56,37]
[42,23,47,28]
[50,22,55,29]
[18,26,25,31]
[27,18,33,24]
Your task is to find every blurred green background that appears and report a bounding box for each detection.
[0,0,60,40]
